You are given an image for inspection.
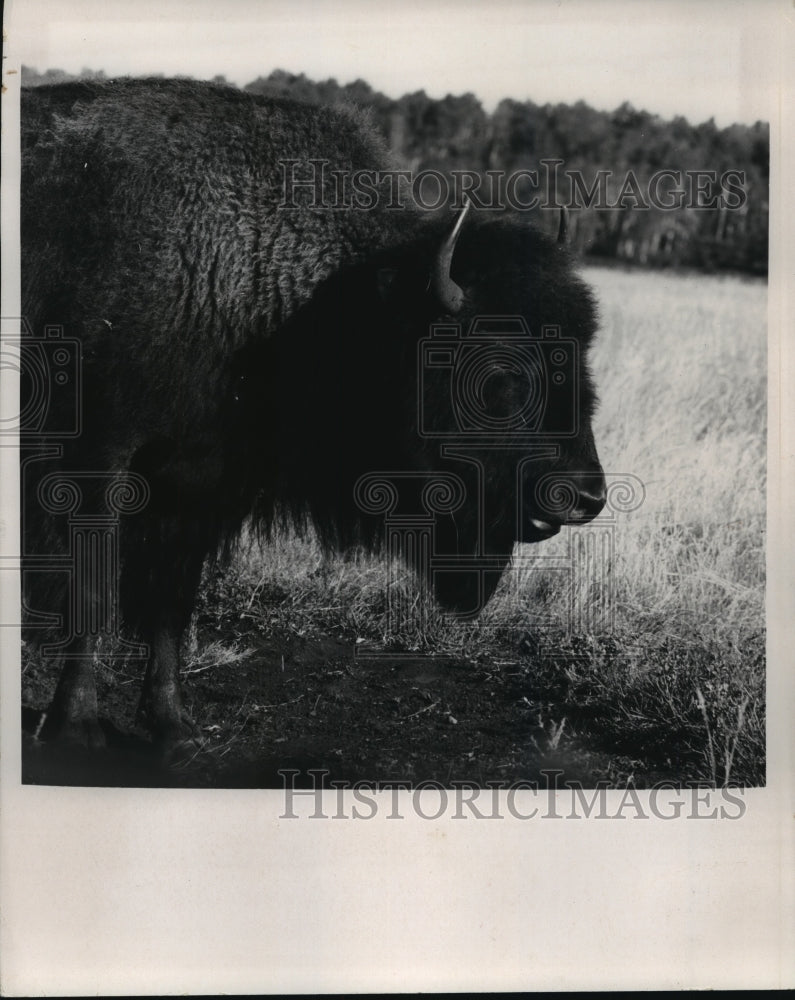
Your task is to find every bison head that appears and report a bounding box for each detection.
[254,202,605,616]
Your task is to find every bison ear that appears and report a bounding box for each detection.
[376,267,400,302]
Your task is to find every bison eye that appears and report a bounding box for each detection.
[452,345,544,430]
[481,365,532,416]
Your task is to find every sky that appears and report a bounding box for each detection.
[5,0,785,128]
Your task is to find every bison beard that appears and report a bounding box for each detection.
[21,78,605,753]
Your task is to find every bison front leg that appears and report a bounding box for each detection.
[39,642,105,749]
[126,515,210,755]
[137,621,199,752]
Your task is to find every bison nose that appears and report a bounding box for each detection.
[525,467,607,539]
[568,472,607,523]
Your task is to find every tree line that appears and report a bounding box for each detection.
[23,66,769,275]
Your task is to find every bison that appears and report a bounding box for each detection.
[20,78,605,753]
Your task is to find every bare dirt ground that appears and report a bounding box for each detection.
[21,615,701,790]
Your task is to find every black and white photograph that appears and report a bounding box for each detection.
[1,0,792,993]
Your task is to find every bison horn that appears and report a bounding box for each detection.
[557,205,569,246]
[431,195,472,313]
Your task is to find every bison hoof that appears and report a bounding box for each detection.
[158,714,205,765]
[137,704,202,761]
[38,710,107,750]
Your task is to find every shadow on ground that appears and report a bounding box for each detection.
[21,627,691,789]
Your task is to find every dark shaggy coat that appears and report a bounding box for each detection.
[21,78,602,745]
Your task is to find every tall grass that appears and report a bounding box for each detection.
[500,266,766,784]
[199,265,767,784]
[506,267,766,637]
